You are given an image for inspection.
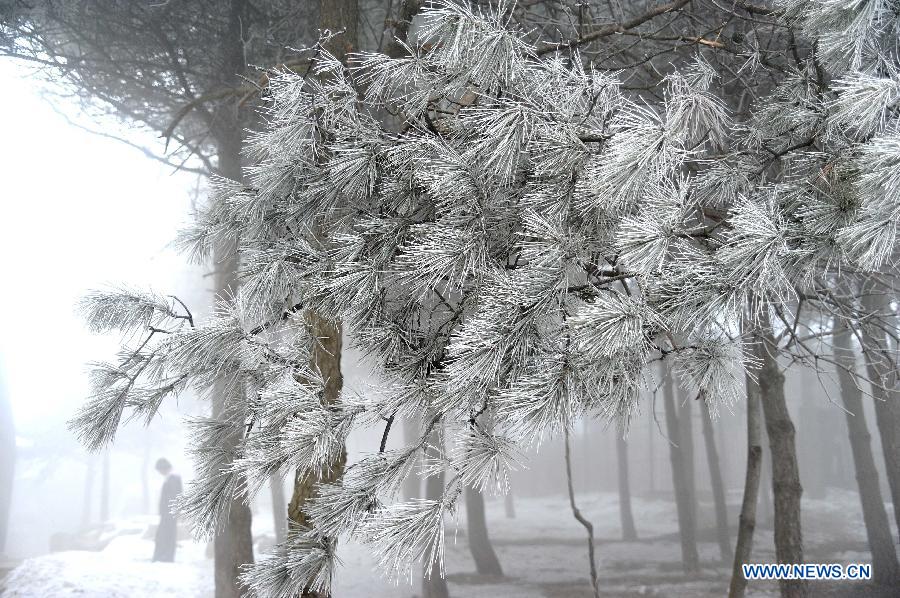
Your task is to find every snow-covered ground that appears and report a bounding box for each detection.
[2,489,891,597]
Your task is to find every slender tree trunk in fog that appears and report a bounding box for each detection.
[211,382,254,598]
[100,449,110,522]
[759,440,773,525]
[728,373,763,598]
[616,435,638,540]
[423,424,449,598]
[504,487,516,519]
[210,6,255,593]
[82,456,95,528]
[700,394,732,562]
[141,430,151,514]
[754,325,807,598]
[662,365,700,574]
[677,387,697,524]
[0,379,14,554]
[402,417,421,500]
[564,427,600,598]
[833,322,900,584]
[465,486,503,575]
[648,408,656,493]
[860,292,900,543]
[270,474,287,544]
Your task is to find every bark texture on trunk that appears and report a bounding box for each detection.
[0,380,14,554]
[616,435,638,540]
[728,373,763,598]
[701,394,732,563]
[833,321,900,584]
[422,425,449,598]
[755,325,807,598]
[288,455,346,533]
[287,313,347,598]
[860,292,900,543]
[662,364,700,574]
[319,0,358,60]
[465,486,503,575]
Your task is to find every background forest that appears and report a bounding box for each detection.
[0,1,899,598]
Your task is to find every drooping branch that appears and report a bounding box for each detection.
[564,426,600,598]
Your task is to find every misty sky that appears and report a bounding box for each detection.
[0,60,203,435]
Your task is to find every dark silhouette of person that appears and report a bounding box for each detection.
[152,457,182,562]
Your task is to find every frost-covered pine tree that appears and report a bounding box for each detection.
[724,0,900,596]
[70,2,900,597]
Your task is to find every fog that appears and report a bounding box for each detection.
[0,17,897,598]
[0,59,201,557]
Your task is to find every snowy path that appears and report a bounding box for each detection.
[2,489,885,597]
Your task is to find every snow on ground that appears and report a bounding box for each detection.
[2,550,211,598]
[2,489,886,597]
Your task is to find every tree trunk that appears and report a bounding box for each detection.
[0,378,14,555]
[383,0,424,57]
[701,394,732,562]
[728,372,763,598]
[82,455,95,529]
[210,377,253,598]
[616,435,638,540]
[270,474,287,544]
[402,416,421,500]
[464,486,503,575]
[677,386,697,526]
[860,292,900,543]
[211,137,254,598]
[319,0,358,61]
[283,6,358,597]
[662,363,700,574]
[141,429,151,514]
[288,313,347,598]
[564,427,600,598]
[759,439,773,525]
[754,325,807,598]
[648,407,656,494]
[100,449,110,522]
[210,3,255,596]
[504,487,516,519]
[422,424,449,598]
[833,321,900,584]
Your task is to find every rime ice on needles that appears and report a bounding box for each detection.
[71,0,900,592]
[674,338,756,417]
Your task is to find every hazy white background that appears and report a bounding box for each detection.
[0,59,204,556]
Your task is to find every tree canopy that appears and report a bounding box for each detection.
[68,1,900,596]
